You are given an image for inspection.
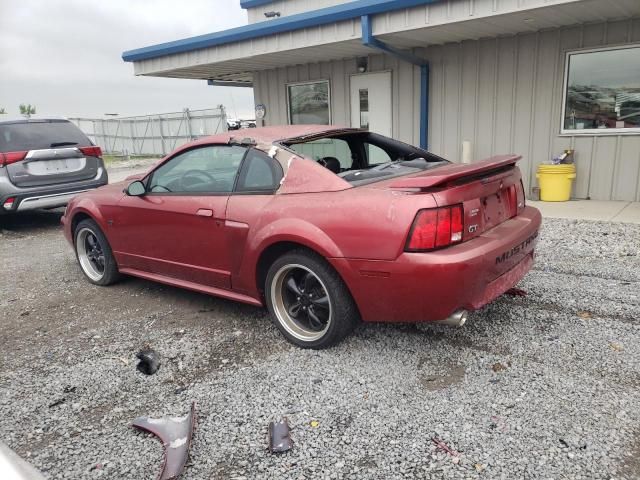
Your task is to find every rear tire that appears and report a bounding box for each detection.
[74,219,120,286]
[265,250,360,349]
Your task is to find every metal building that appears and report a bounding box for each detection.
[123,0,640,201]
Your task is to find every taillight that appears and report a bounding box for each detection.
[79,146,102,157]
[0,151,27,167]
[450,206,463,242]
[3,197,16,210]
[517,180,526,212]
[406,205,464,252]
[507,184,518,218]
[407,210,438,250]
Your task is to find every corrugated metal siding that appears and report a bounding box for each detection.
[254,54,421,144]
[373,0,639,38]
[132,19,364,77]
[245,0,598,26]
[254,19,640,201]
[247,0,346,24]
[133,0,638,79]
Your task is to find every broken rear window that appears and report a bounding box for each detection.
[282,131,448,186]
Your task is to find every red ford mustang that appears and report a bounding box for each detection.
[62,125,541,348]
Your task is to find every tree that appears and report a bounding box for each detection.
[19,104,36,118]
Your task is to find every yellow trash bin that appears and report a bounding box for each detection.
[536,164,576,202]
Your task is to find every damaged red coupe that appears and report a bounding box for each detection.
[62,126,541,348]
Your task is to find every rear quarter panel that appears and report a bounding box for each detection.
[226,187,438,294]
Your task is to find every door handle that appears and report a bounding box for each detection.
[196,208,214,217]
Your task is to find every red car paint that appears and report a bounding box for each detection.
[62,126,541,323]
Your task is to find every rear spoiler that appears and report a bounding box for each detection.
[390,155,521,189]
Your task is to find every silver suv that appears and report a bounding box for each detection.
[0,117,108,214]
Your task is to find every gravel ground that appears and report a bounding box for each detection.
[0,210,639,479]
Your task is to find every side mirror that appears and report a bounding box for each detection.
[125,180,146,196]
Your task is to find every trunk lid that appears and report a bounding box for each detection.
[6,148,101,188]
[392,155,525,240]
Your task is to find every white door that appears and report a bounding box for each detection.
[350,71,392,137]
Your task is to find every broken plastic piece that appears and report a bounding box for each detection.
[136,349,160,375]
[268,418,293,454]
[48,398,65,408]
[228,136,256,147]
[504,287,527,297]
[431,437,460,457]
[132,402,196,480]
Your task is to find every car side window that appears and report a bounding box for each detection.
[236,149,284,193]
[148,145,246,194]
[364,142,393,166]
[288,138,353,169]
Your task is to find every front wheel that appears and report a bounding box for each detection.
[265,250,360,349]
[74,219,121,286]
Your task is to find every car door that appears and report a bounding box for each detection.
[225,148,284,292]
[111,144,247,289]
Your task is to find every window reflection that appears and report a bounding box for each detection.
[287,81,330,125]
[564,46,640,131]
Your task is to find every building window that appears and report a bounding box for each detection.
[359,89,369,129]
[287,81,330,125]
[562,45,640,134]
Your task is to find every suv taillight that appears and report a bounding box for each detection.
[3,197,16,210]
[79,146,102,158]
[405,205,464,252]
[0,151,27,167]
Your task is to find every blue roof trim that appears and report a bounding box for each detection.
[240,0,274,8]
[122,0,441,62]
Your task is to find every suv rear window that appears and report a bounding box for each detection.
[0,120,92,152]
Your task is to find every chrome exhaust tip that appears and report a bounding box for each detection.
[436,310,468,327]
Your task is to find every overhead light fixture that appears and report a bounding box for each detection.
[357,57,368,73]
[264,11,281,18]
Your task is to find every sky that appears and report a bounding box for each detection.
[0,0,255,119]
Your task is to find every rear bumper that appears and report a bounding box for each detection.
[331,206,542,323]
[16,190,92,211]
[0,167,108,214]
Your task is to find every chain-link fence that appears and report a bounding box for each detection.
[69,107,227,156]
